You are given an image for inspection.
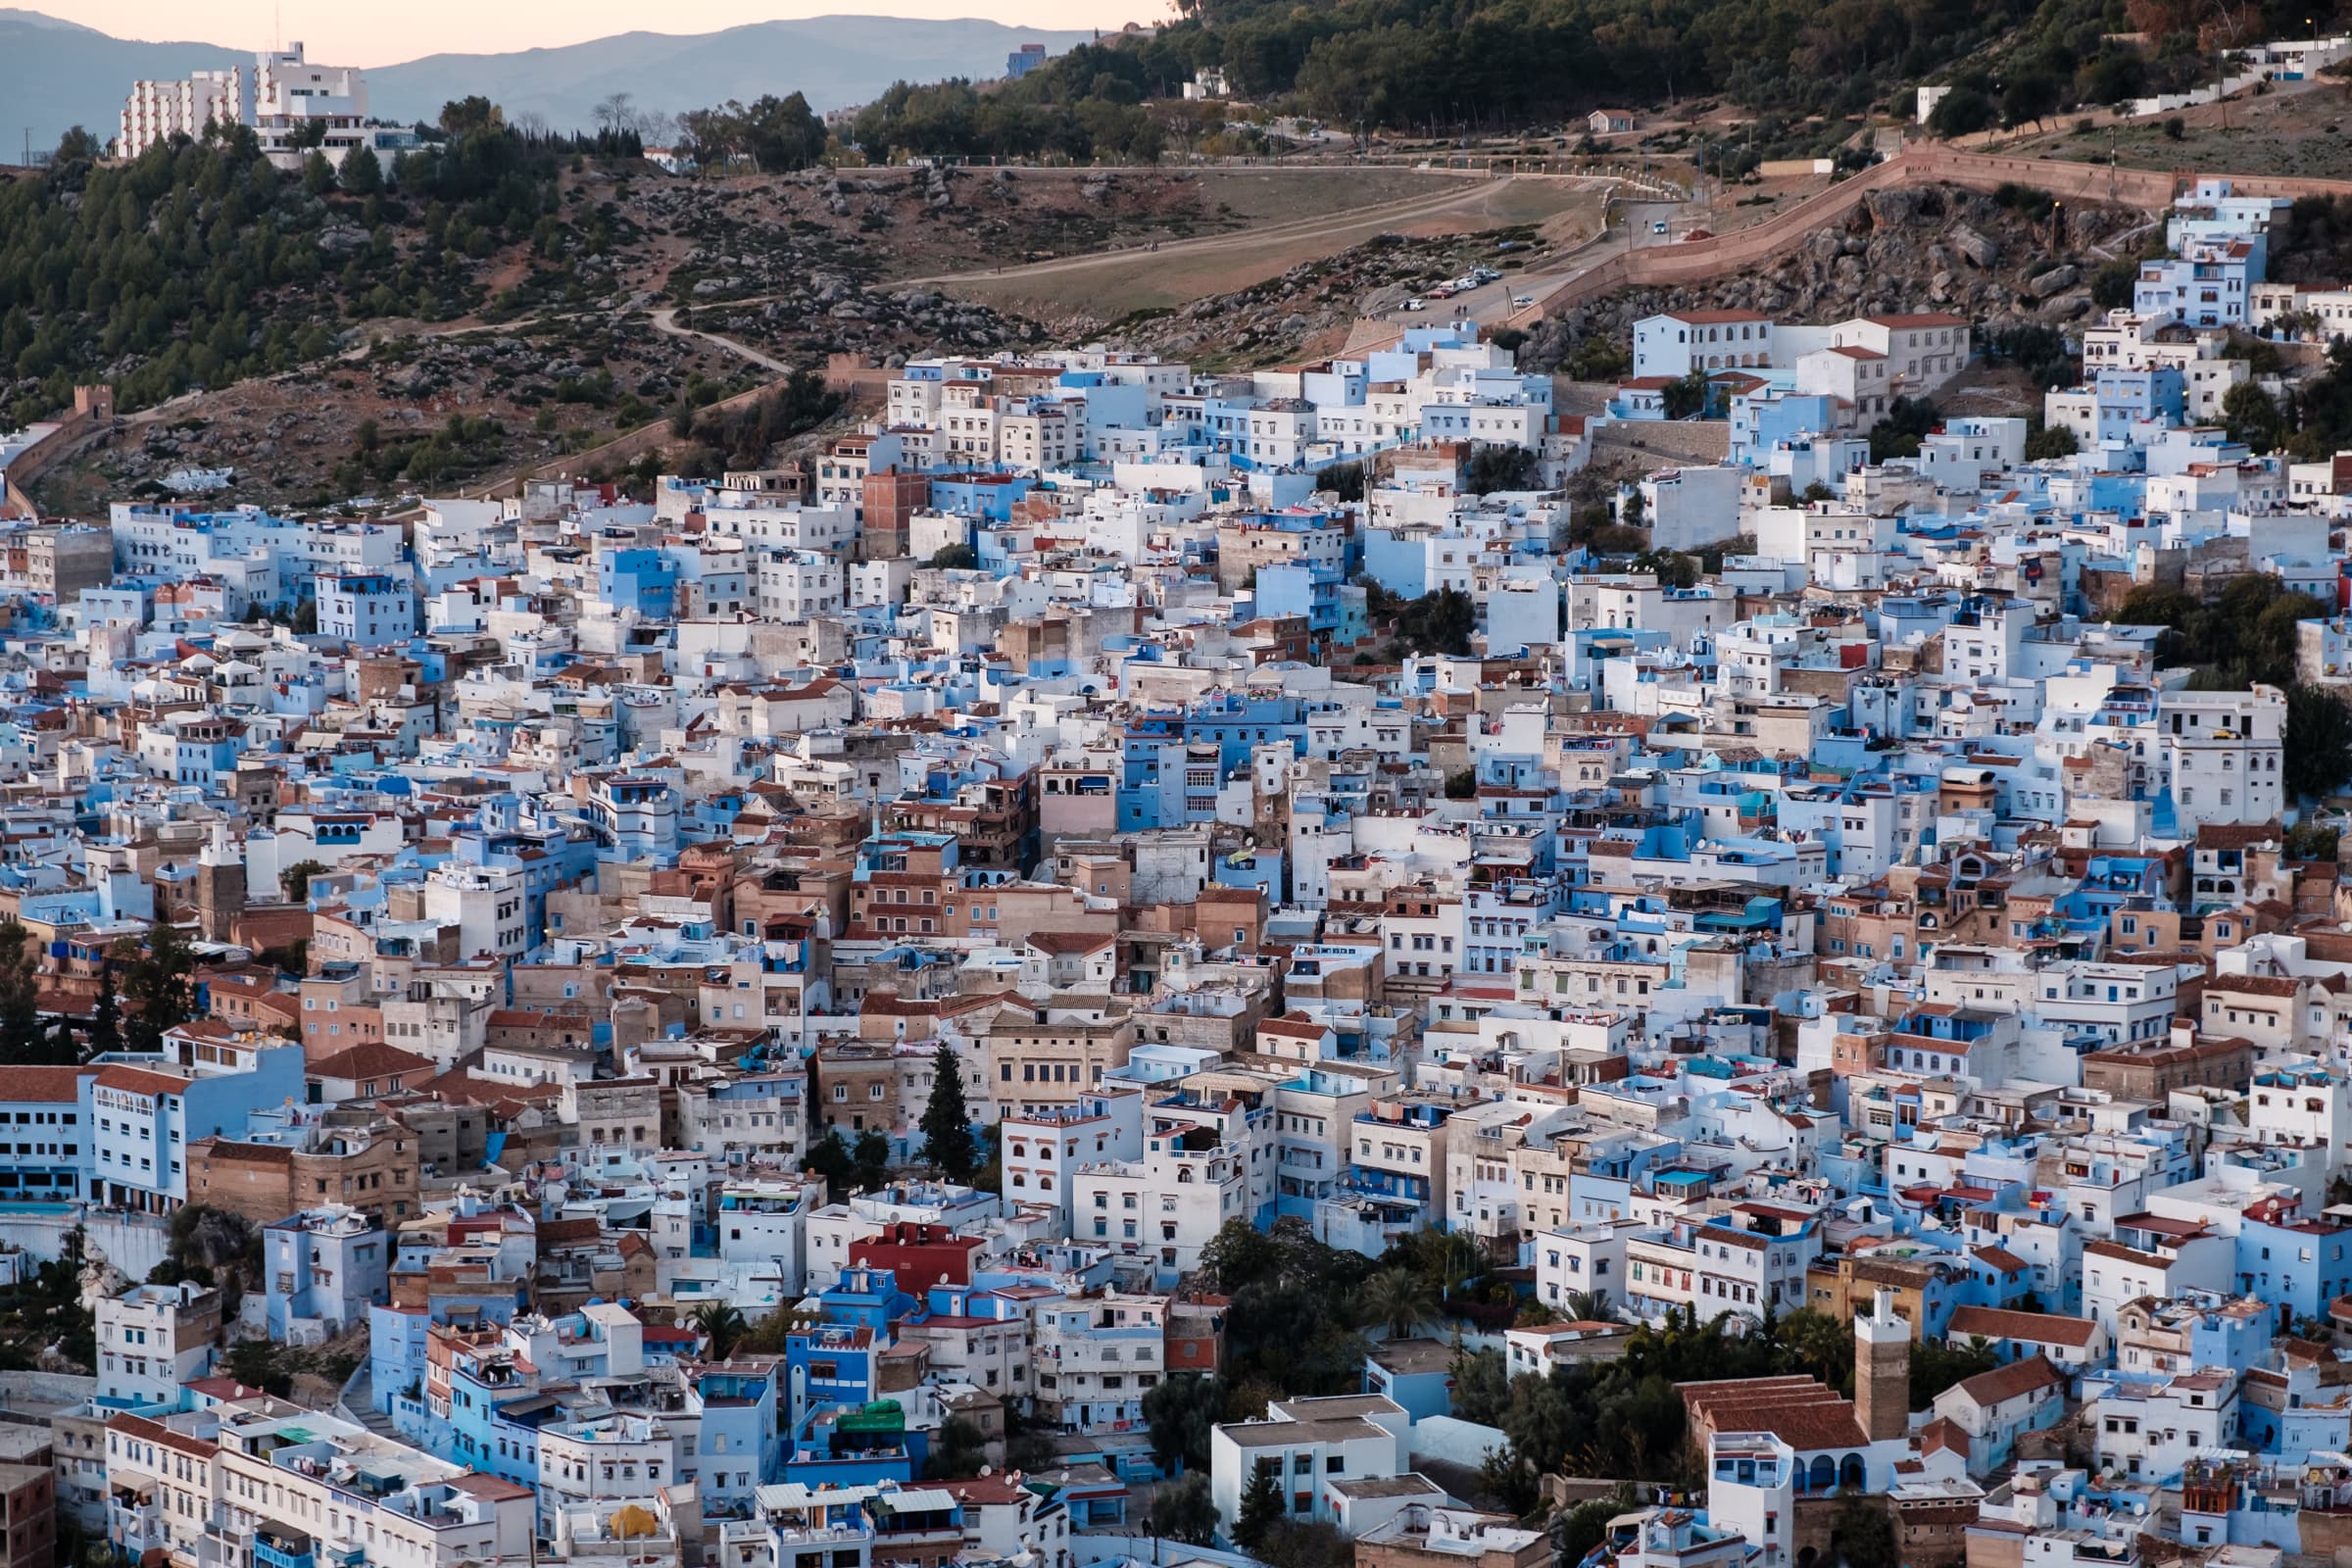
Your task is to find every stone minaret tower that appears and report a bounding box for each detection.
[1854,1286,1912,1444]
[196,818,247,944]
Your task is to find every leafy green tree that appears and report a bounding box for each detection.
[747,93,831,172]
[2287,685,2352,804]
[1560,1289,1615,1324]
[1631,549,1698,588]
[0,922,42,1066]
[281,859,328,902]
[1553,1491,1639,1565]
[1450,1344,1510,1425]
[2025,422,2079,461]
[116,924,196,1054]
[2224,383,2285,451]
[1360,1268,1439,1339]
[1985,323,2077,390]
[341,145,383,195]
[1144,1372,1224,1473]
[87,976,120,1059]
[1199,1217,1284,1292]
[1146,1471,1219,1545]
[1661,369,1711,419]
[1565,334,1632,381]
[1389,587,1477,658]
[439,96,504,136]
[1463,445,1541,494]
[802,1127,854,1188]
[929,543,978,570]
[2090,257,2139,310]
[1909,1336,1996,1407]
[2286,819,2342,860]
[1929,85,1995,137]
[691,1301,748,1360]
[1253,1520,1355,1568]
[924,1415,989,1479]
[1321,461,1365,502]
[1236,1463,1285,1550]
[226,1340,296,1395]
[853,1128,892,1189]
[2001,72,2061,129]
[1478,1442,1540,1513]
[1870,397,1942,462]
[1779,1306,1857,1393]
[1831,1494,1899,1568]
[918,1043,978,1182]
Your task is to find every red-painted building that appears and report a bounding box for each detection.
[852,1221,985,1289]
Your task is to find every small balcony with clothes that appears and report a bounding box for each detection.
[108,1482,163,1557]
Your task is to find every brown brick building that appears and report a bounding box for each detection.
[186,1119,420,1225]
[0,1461,53,1568]
[2080,1031,2255,1100]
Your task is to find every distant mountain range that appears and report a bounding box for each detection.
[0,11,1097,156]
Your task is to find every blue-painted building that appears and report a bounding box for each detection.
[1363,1341,1455,1424]
[597,547,679,617]
[931,471,1033,522]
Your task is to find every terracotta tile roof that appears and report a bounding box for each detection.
[2208,974,2300,998]
[0,1066,91,1102]
[108,1411,219,1458]
[1918,1416,1972,1457]
[1946,1306,2097,1348]
[194,1140,293,1166]
[1947,1355,2066,1408]
[308,1042,438,1081]
[1680,1375,1869,1450]
[537,1217,602,1248]
[448,1472,536,1500]
[95,1065,189,1098]
[1024,930,1116,955]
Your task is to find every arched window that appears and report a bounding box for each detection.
[1839,1454,1866,1491]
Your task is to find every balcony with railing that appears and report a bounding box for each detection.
[108,1487,164,1556]
[256,1525,318,1568]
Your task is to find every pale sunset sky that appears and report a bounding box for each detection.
[65,2,1156,64]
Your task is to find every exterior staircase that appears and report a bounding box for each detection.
[335,1360,401,1441]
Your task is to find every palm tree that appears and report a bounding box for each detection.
[1360,1267,1440,1339]
[691,1300,749,1361]
[1560,1288,1615,1324]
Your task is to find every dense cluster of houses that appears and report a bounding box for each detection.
[9,162,2352,1568]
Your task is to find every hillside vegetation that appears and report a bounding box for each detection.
[0,107,633,426]
[848,0,2340,163]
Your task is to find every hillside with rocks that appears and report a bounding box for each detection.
[1520,183,2154,372]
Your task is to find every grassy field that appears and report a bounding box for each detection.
[2007,76,2352,180]
[943,175,1599,323]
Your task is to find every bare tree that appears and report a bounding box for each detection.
[639,109,677,148]
[595,91,639,136]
